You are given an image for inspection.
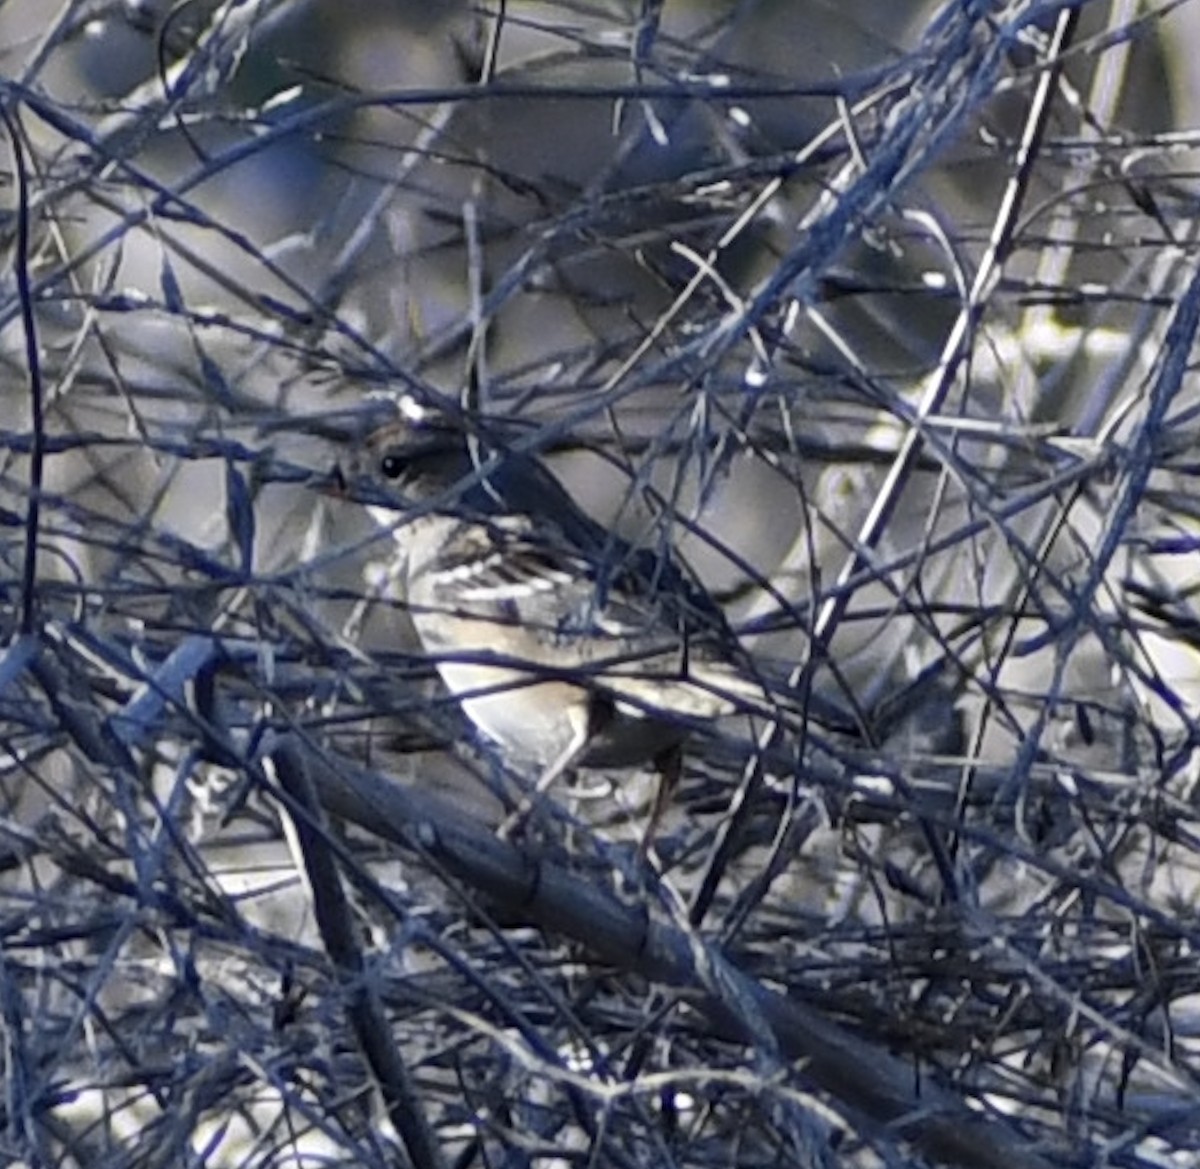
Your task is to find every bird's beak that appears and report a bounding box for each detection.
[310,459,408,515]
[308,462,351,499]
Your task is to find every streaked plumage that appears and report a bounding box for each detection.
[349,398,791,841]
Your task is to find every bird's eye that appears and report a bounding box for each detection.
[378,452,406,481]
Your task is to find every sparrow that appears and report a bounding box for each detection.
[337,395,811,847]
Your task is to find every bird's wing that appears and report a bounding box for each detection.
[431,515,592,604]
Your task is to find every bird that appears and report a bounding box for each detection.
[336,395,814,849]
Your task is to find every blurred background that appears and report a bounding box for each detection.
[2,1,1200,1165]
